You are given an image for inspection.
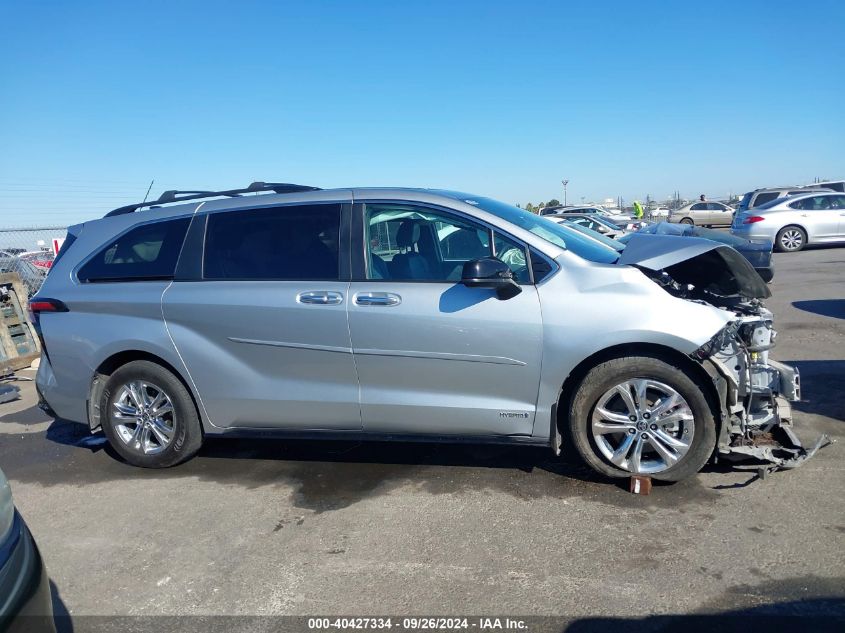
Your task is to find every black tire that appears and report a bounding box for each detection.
[101,360,203,468]
[775,225,807,252]
[566,356,717,482]
[680,217,694,226]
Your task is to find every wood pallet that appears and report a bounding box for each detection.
[0,273,41,372]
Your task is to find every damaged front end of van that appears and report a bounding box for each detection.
[620,234,830,472]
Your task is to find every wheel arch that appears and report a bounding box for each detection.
[778,222,810,240]
[555,342,721,436]
[88,350,204,433]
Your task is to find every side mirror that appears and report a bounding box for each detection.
[597,225,609,234]
[461,257,522,300]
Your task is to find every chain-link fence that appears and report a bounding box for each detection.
[0,226,67,298]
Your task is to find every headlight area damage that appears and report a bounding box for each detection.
[620,234,831,471]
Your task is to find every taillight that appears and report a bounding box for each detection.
[743,216,766,224]
[29,299,68,313]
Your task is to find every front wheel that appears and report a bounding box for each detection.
[567,356,717,482]
[775,225,806,252]
[101,360,203,468]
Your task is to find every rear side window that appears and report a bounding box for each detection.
[752,192,779,207]
[203,204,341,280]
[789,195,835,210]
[691,203,706,211]
[78,217,190,282]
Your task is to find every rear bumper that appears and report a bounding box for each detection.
[730,225,778,241]
[35,353,86,424]
[0,512,55,633]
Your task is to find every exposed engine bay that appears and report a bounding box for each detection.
[621,234,830,472]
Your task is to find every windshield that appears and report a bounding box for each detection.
[464,196,621,263]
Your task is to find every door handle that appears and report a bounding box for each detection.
[354,292,402,307]
[297,291,344,306]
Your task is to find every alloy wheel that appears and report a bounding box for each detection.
[112,380,176,455]
[590,378,694,474]
[780,229,804,251]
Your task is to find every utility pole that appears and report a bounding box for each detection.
[561,179,569,207]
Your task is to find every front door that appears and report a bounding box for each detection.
[792,195,842,240]
[708,203,733,226]
[163,201,362,430]
[347,202,543,436]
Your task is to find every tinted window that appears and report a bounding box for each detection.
[530,249,554,283]
[691,203,707,211]
[203,204,340,280]
[752,192,779,207]
[365,204,530,283]
[708,203,727,211]
[789,195,834,211]
[78,217,190,282]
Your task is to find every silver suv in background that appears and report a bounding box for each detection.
[31,182,812,482]
[738,186,833,212]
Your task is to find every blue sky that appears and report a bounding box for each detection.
[1,0,843,227]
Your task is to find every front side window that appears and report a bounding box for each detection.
[365,204,530,283]
[78,217,191,282]
[203,204,341,280]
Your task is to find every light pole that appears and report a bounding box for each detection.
[561,179,569,207]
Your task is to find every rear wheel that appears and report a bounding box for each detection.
[680,217,694,226]
[567,356,716,482]
[101,360,203,468]
[775,225,806,252]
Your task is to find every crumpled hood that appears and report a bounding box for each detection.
[618,233,771,299]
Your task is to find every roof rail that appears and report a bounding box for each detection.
[104,181,322,217]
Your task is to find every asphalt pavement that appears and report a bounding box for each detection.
[1,246,843,630]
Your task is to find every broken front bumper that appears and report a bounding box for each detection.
[701,321,830,471]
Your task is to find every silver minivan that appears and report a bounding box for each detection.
[32,183,810,481]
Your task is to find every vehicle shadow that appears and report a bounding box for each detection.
[36,414,731,512]
[792,299,845,320]
[50,580,73,633]
[785,359,845,423]
[563,599,845,632]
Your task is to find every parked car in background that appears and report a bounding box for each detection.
[619,222,774,281]
[737,187,833,213]
[732,191,845,252]
[19,251,55,272]
[0,252,46,297]
[806,180,844,193]
[648,207,670,220]
[547,213,629,239]
[0,466,55,633]
[544,205,642,229]
[667,201,734,227]
[32,183,810,481]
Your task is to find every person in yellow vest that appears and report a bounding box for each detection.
[632,200,644,220]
